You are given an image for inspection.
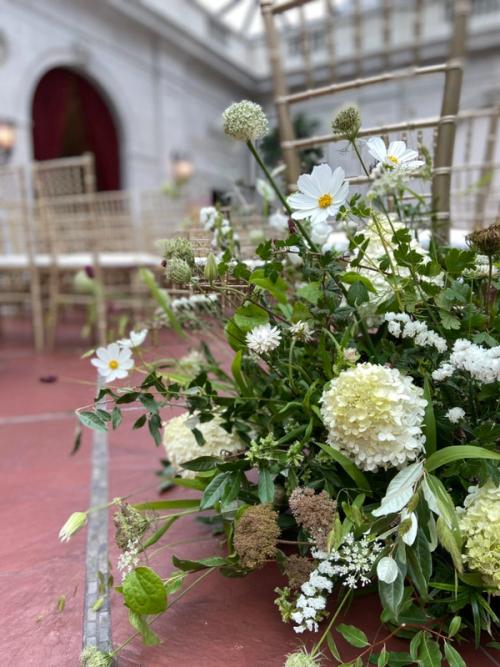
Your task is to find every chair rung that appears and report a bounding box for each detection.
[278,63,450,106]
[270,0,314,15]
[282,116,443,150]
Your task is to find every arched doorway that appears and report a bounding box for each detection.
[32,67,121,191]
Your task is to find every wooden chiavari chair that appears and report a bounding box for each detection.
[0,165,44,350]
[260,0,471,240]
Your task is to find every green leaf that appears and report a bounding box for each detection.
[340,271,376,293]
[406,531,432,600]
[337,624,369,648]
[224,320,246,351]
[139,514,180,551]
[379,568,404,621]
[258,467,275,503]
[77,410,108,432]
[346,280,369,306]
[444,642,466,667]
[423,475,462,543]
[128,610,161,646]
[231,350,248,393]
[425,445,500,472]
[436,517,463,573]
[326,633,343,661]
[132,499,200,511]
[249,269,288,304]
[172,555,226,572]
[140,268,183,337]
[199,472,231,510]
[122,567,167,615]
[377,646,389,667]
[111,407,122,430]
[148,413,162,446]
[448,616,462,638]
[181,456,219,472]
[422,378,436,456]
[317,443,372,494]
[233,303,268,333]
[297,281,322,305]
[417,633,441,667]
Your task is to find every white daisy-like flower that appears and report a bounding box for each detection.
[290,320,314,342]
[246,323,282,355]
[162,412,244,478]
[268,210,289,231]
[367,137,424,171]
[446,407,465,424]
[117,329,148,349]
[90,343,134,383]
[287,164,349,225]
[320,363,427,471]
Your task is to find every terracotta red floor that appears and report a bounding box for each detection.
[0,321,499,666]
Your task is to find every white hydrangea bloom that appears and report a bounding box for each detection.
[246,323,282,354]
[320,363,427,471]
[162,412,243,478]
[446,407,465,424]
[433,339,500,385]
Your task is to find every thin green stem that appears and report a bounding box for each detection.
[311,588,352,657]
[246,140,318,251]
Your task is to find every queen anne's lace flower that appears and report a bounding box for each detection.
[384,313,447,353]
[458,483,500,591]
[446,407,465,424]
[246,323,282,354]
[320,363,427,471]
[162,412,243,478]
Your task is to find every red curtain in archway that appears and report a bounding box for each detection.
[32,68,121,191]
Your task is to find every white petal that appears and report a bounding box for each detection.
[91,358,108,369]
[399,149,419,163]
[288,192,317,210]
[95,346,110,361]
[367,137,387,163]
[291,209,315,220]
[310,209,330,226]
[297,173,322,198]
[388,140,406,159]
[402,160,425,171]
[120,359,134,370]
[106,342,121,358]
[329,166,345,195]
[311,163,333,193]
[114,369,129,379]
[334,181,349,205]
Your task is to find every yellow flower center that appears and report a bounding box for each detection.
[108,359,119,370]
[388,155,399,165]
[318,193,333,209]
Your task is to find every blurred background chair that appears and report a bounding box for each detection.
[261,0,472,241]
[0,165,44,351]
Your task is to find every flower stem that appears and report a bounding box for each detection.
[311,587,352,657]
[245,140,318,251]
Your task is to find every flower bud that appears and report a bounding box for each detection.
[466,221,500,256]
[59,511,88,542]
[74,270,95,294]
[203,252,218,283]
[332,104,362,141]
[80,646,113,667]
[165,257,192,284]
[222,100,269,142]
[285,650,322,667]
[159,237,195,265]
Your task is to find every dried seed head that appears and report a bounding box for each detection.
[113,502,149,551]
[234,504,280,569]
[467,222,500,256]
[289,487,336,549]
[284,554,315,590]
[332,104,361,141]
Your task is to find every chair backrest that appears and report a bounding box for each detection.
[261,0,471,239]
[0,165,33,257]
[451,107,500,230]
[139,190,188,253]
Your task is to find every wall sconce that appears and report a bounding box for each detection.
[171,152,194,184]
[0,120,16,165]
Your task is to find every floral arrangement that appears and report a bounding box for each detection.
[65,101,500,667]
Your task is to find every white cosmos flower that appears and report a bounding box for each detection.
[117,329,148,349]
[367,137,424,171]
[256,178,276,201]
[288,164,349,225]
[91,343,134,382]
[246,323,282,355]
[268,210,289,231]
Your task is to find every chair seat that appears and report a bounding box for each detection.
[0,252,161,270]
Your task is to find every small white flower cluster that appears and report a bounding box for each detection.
[290,320,314,342]
[384,312,447,353]
[446,406,465,424]
[170,293,219,312]
[246,323,282,354]
[199,207,235,253]
[292,534,382,633]
[222,100,269,142]
[432,339,500,385]
[117,538,140,580]
[200,206,218,230]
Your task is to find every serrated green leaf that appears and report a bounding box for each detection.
[123,567,167,615]
[297,281,322,305]
[337,624,369,648]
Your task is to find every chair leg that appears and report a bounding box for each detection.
[46,269,60,351]
[30,272,45,352]
[94,279,107,347]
